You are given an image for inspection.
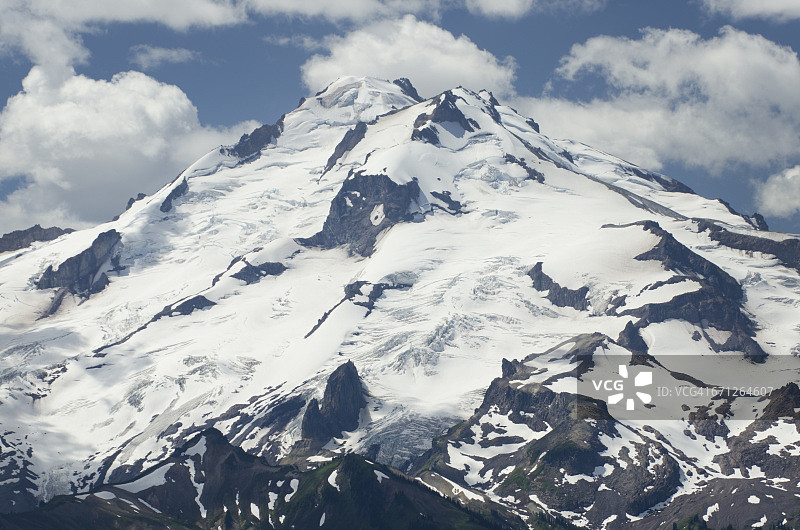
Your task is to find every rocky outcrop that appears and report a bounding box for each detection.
[411,91,480,145]
[112,193,148,221]
[343,281,411,315]
[323,121,367,173]
[698,219,799,273]
[749,212,769,231]
[1,429,517,529]
[758,382,800,422]
[429,190,464,213]
[410,125,439,144]
[625,166,695,194]
[527,262,589,310]
[616,321,648,355]
[159,178,188,213]
[392,78,423,102]
[0,224,73,254]
[0,438,39,513]
[414,353,681,526]
[504,153,544,183]
[298,171,427,257]
[126,193,147,211]
[93,294,217,356]
[155,295,215,319]
[224,117,284,160]
[709,384,800,497]
[621,221,767,361]
[715,198,773,230]
[306,280,411,338]
[36,230,121,308]
[414,91,479,133]
[302,361,367,445]
[230,261,286,284]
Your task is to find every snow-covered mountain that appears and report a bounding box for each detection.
[1,76,799,528]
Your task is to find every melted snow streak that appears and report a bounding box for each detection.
[0,76,799,527]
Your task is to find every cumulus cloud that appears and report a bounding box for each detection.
[0,67,258,233]
[465,0,605,19]
[0,1,262,233]
[702,0,800,22]
[263,34,324,51]
[756,166,800,217]
[244,0,444,21]
[514,26,800,173]
[129,45,201,70]
[301,15,517,98]
[0,0,244,76]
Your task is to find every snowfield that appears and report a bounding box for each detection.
[1,76,799,527]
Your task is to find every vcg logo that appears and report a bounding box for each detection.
[592,365,653,411]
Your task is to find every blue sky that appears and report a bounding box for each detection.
[1,0,800,233]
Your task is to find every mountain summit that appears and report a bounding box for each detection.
[1,76,799,528]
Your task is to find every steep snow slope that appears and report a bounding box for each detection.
[1,76,799,527]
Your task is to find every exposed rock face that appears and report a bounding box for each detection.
[93,294,217,356]
[392,77,423,102]
[414,91,479,134]
[625,166,694,194]
[230,261,286,284]
[0,429,516,530]
[155,295,216,319]
[37,230,121,297]
[749,212,769,231]
[324,121,367,173]
[0,440,38,514]
[527,262,589,310]
[698,219,799,273]
[615,320,649,356]
[411,90,483,145]
[504,153,544,183]
[415,353,681,525]
[112,193,148,221]
[298,171,427,257]
[302,361,367,444]
[525,117,540,133]
[429,190,464,213]
[224,117,284,160]
[639,477,800,529]
[706,384,800,511]
[159,178,188,213]
[0,225,73,254]
[758,382,800,422]
[343,281,411,315]
[715,198,772,230]
[306,280,411,338]
[410,125,439,145]
[126,193,146,211]
[541,333,607,383]
[617,221,767,361]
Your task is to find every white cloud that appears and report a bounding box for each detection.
[263,34,324,51]
[0,67,258,233]
[0,1,261,233]
[0,1,245,76]
[514,26,800,173]
[300,15,517,98]
[8,0,245,30]
[244,0,444,21]
[756,165,800,217]
[465,0,534,18]
[702,0,800,22]
[130,45,201,70]
[465,0,605,19]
